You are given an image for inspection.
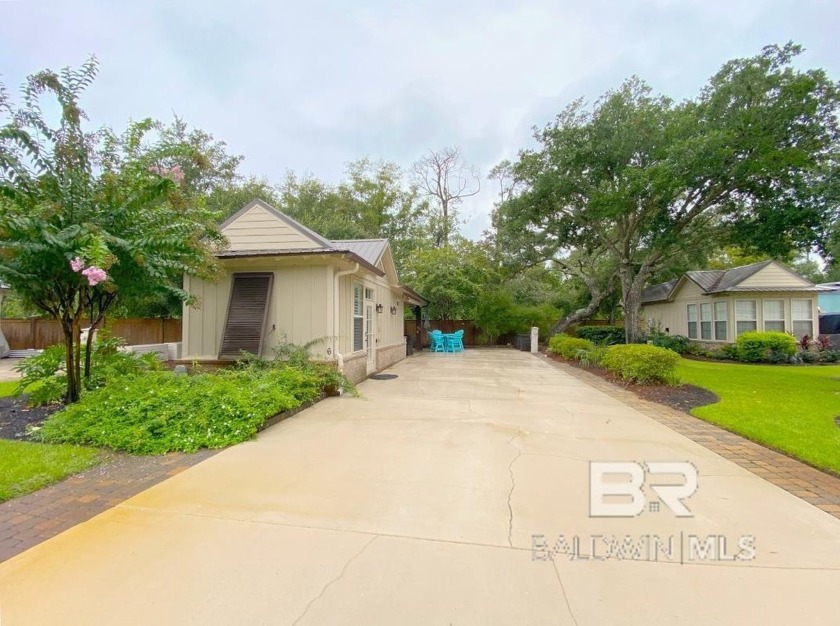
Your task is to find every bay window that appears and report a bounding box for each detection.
[700,303,712,340]
[713,301,728,341]
[762,300,785,333]
[687,304,698,339]
[735,300,757,336]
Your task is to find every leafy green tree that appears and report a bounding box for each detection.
[499,44,840,342]
[0,59,224,402]
[276,160,433,268]
[401,239,498,319]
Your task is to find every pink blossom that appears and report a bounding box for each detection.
[148,164,184,184]
[81,266,107,286]
[70,257,85,272]
[168,165,185,184]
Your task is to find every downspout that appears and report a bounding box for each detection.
[333,262,360,374]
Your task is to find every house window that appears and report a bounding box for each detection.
[353,283,364,351]
[735,300,757,336]
[763,300,785,332]
[687,304,698,339]
[791,299,813,338]
[700,303,712,340]
[364,287,374,301]
[714,301,728,341]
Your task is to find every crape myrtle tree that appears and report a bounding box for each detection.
[0,58,225,402]
[497,44,840,342]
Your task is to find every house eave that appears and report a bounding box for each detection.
[215,248,385,277]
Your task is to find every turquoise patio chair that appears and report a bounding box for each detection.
[452,329,465,352]
[430,330,446,352]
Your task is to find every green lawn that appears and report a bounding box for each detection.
[678,359,840,474]
[0,380,19,397]
[0,440,100,502]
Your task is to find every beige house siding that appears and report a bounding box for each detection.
[644,289,818,343]
[221,203,321,252]
[183,199,412,380]
[182,273,232,359]
[739,264,811,289]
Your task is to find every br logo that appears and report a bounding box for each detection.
[589,461,698,518]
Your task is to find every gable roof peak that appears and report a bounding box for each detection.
[220,198,333,249]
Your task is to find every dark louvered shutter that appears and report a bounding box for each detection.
[219,273,273,358]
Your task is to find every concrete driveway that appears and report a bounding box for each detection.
[1,350,838,625]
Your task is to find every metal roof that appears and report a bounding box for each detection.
[642,260,818,304]
[641,278,680,304]
[330,239,388,268]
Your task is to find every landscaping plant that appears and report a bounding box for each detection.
[15,336,160,406]
[38,361,345,454]
[735,331,797,363]
[600,344,681,384]
[548,335,595,360]
[0,59,225,403]
[574,325,626,345]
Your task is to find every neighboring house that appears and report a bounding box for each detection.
[817,282,840,314]
[641,260,824,344]
[181,199,427,383]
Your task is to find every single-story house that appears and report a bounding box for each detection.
[641,260,825,344]
[817,282,840,314]
[181,199,427,383]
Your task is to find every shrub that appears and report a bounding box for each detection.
[15,337,160,406]
[548,335,595,360]
[38,363,340,454]
[575,345,607,368]
[735,331,796,363]
[708,343,739,361]
[650,333,690,354]
[600,344,681,384]
[819,349,840,363]
[574,325,626,345]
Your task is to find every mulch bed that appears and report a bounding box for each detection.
[544,352,719,413]
[0,396,61,441]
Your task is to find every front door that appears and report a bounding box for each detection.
[365,303,376,374]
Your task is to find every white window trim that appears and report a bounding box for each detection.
[686,304,698,340]
[713,300,728,342]
[699,302,713,341]
[791,298,814,338]
[735,299,758,337]
[351,282,365,353]
[761,298,785,333]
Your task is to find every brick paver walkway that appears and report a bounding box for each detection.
[542,355,840,520]
[0,450,216,562]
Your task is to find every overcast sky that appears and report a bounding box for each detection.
[2,0,839,238]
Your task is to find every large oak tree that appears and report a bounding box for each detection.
[497,44,840,342]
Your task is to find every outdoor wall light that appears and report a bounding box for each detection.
[390,305,397,315]
[376,303,384,314]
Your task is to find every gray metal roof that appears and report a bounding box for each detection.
[642,260,817,304]
[330,239,388,268]
[641,278,680,304]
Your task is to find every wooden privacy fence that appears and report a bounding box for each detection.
[404,319,626,349]
[0,318,182,350]
[404,320,498,348]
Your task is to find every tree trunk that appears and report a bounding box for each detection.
[620,270,650,344]
[63,325,80,404]
[84,322,95,379]
[623,287,644,343]
[549,287,609,336]
[73,318,82,396]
